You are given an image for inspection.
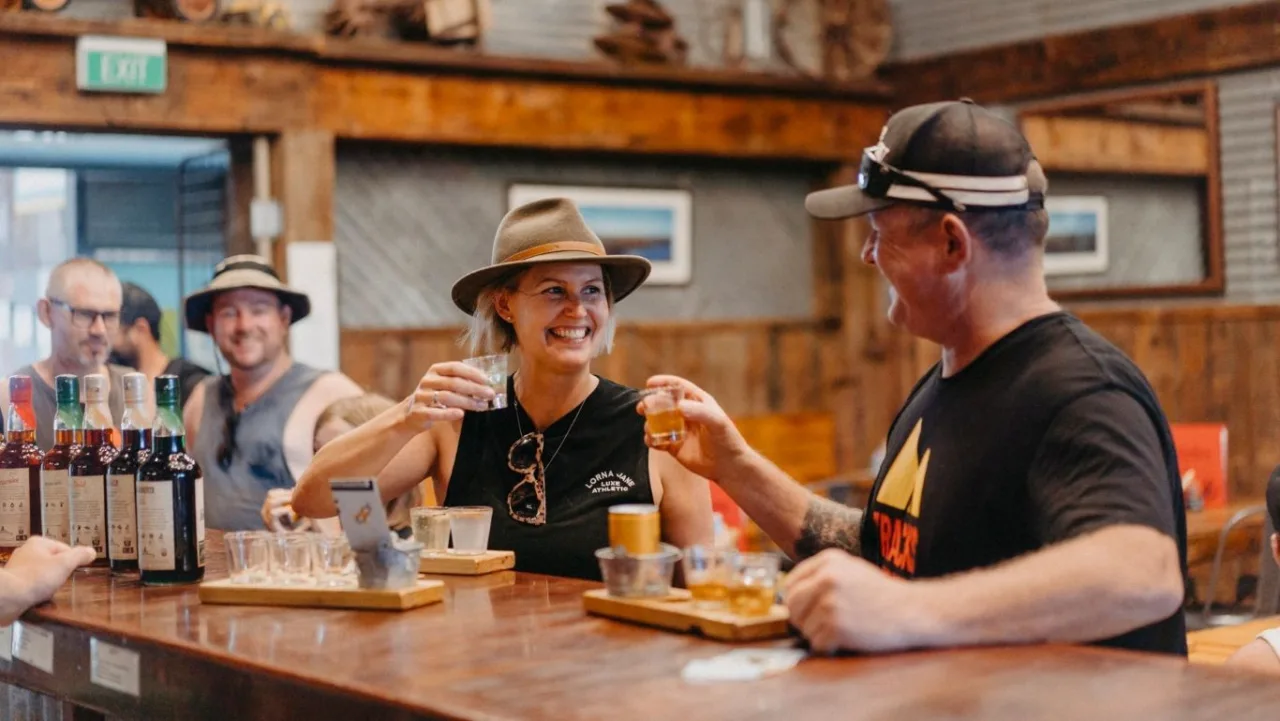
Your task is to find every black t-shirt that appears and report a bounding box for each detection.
[164,357,212,409]
[861,311,1188,656]
[445,376,655,581]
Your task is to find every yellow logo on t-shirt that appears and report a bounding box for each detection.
[875,420,930,518]
[872,419,930,576]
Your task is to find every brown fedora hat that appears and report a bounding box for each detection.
[451,197,652,315]
[184,254,311,334]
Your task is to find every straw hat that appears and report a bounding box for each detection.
[451,197,652,315]
[184,255,311,334]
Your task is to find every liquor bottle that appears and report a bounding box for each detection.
[0,376,43,563]
[41,374,82,545]
[106,372,149,574]
[137,375,204,585]
[69,374,117,569]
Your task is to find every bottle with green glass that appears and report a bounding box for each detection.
[40,374,82,545]
[137,375,204,585]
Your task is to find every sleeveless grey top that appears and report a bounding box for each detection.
[193,363,324,531]
[17,364,128,451]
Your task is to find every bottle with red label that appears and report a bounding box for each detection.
[0,376,43,562]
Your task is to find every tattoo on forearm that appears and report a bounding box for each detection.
[794,499,863,560]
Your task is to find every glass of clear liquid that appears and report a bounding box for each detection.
[448,506,493,555]
[462,354,507,410]
[410,506,452,556]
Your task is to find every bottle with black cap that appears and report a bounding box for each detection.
[137,374,205,585]
[107,372,149,574]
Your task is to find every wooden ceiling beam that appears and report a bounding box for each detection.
[880,1,1280,105]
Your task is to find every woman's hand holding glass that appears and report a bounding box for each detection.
[405,361,498,430]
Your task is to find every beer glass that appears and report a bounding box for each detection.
[727,552,780,617]
[640,385,685,446]
[448,506,492,555]
[681,545,733,608]
[224,531,270,584]
[462,354,508,410]
[410,506,452,556]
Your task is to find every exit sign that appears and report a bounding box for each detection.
[76,36,167,94]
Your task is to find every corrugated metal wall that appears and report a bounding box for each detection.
[886,0,1246,60]
[334,145,817,328]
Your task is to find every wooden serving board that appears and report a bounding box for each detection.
[198,578,445,611]
[582,588,790,641]
[418,550,515,575]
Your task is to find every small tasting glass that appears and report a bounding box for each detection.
[462,354,508,410]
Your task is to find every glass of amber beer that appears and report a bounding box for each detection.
[727,552,780,617]
[640,385,685,446]
[682,545,733,608]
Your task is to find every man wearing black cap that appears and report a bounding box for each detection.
[646,100,1189,657]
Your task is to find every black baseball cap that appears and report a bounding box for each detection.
[805,99,1046,220]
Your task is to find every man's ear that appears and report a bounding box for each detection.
[938,213,975,273]
[36,298,52,329]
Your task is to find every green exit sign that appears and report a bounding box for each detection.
[76,36,167,94]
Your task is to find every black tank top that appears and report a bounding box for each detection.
[444,376,655,581]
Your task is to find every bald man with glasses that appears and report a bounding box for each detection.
[0,258,131,450]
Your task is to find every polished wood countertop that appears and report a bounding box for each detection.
[3,531,1280,720]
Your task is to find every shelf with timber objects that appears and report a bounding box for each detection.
[0,13,891,161]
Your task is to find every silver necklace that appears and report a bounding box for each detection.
[513,375,588,472]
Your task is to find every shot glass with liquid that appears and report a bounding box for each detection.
[727,552,780,617]
[640,385,685,447]
[462,354,508,410]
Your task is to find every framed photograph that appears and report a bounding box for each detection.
[1043,196,1109,276]
[507,183,692,285]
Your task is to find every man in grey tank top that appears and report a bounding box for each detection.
[181,255,363,531]
[0,258,127,450]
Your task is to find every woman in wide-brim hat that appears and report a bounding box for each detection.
[292,197,714,580]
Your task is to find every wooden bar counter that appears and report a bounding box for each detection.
[3,531,1280,720]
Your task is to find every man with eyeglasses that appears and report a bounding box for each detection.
[646,100,1189,657]
[0,258,129,449]
[181,255,362,531]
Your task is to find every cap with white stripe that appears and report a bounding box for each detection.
[806,98,1047,220]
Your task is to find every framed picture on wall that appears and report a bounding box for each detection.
[1043,196,1109,276]
[507,183,692,285]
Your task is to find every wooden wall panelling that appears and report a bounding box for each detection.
[271,129,336,275]
[341,320,838,419]
[0,15,890,163]
[0,33,317,134]
[881,1,1280,105]
[313,68,888,160]
[1020,116,1209,176]
[225,136,258,257]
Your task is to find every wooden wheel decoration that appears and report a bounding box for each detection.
[775,0,892,82]
[135,0,220,23]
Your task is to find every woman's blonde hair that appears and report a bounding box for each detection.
[460,266,618,357]
[316,393,397,434]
